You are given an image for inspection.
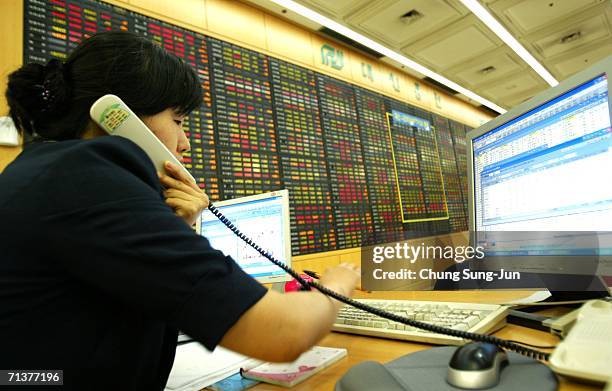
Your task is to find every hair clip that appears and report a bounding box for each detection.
[40,59,65,112]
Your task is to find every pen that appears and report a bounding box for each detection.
[303,270,320,279]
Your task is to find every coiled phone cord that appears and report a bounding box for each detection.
[208,204,551,361]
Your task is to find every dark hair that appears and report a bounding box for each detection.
[6,31,203,141]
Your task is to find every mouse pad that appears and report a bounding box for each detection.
[336,347,558,391]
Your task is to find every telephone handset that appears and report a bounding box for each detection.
[89,94,549,362]
[549,300,612,382]
[90,94,195,182]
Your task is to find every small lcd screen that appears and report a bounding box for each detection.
[199,195,288,280]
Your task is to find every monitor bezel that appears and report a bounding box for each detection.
[467,55,612,233]
[196,189,292,284]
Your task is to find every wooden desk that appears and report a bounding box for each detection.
[251,291,603,391]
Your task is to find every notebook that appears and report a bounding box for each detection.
[241,346,347,387]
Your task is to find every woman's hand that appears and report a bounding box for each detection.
[318,263,361,298]
[159,161,209,226]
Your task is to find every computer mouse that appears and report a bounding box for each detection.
[446,342,508,389]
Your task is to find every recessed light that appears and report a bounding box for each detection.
[459,0,558,87]
[561,31,581,44]
[478,66,496,75]
[400,10,423,25]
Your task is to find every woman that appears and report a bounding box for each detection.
[0,31,359,390]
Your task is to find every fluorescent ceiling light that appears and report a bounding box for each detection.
[459,0,558,87]
[266,0,507,114]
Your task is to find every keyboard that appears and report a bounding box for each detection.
[332,299,509,345]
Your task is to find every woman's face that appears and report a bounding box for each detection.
[141,108,190,162]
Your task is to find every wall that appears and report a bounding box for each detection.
[0,1,23,168]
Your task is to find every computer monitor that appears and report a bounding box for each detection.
[467,55,612,296]
[196,190,292,284]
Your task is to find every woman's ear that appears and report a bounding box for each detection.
[81,120,108,139]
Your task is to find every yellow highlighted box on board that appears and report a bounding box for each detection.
[385,112,449,224]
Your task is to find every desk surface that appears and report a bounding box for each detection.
[251,290,603,391]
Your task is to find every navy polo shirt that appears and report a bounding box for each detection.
[0,136,266,390]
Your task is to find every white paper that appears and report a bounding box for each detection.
[0,116,19,146]
[164,344,260,391]
[504,290,552,304]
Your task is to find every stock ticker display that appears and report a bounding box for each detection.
[270,59,337,254]
[208,38,282,200]
[400,104,451,235]
[449,120,470,218]
[317,75,373,249]
[25,0,470,255]
[355,89,403,240]
[433,114,468,232]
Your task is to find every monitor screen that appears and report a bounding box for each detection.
[472,74,611,232]
[197,190,291,284]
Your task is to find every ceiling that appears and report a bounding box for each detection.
[244,0,612,113]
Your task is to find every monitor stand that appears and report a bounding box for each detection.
[541,274,610,303]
